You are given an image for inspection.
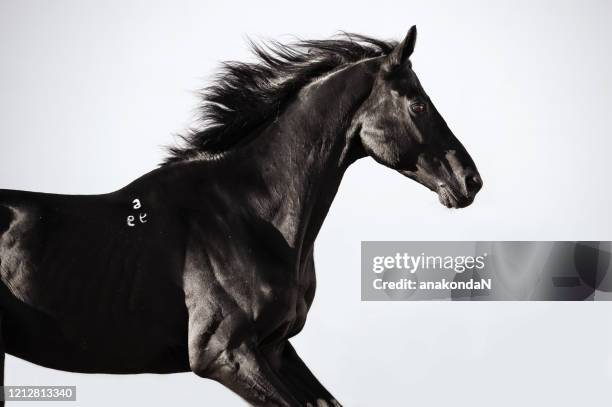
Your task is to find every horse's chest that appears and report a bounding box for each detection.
[249,260,315,340]
[193,218,317,342]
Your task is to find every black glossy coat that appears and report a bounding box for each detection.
[0,27,481,406]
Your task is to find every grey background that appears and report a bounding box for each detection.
[1,0,611,405]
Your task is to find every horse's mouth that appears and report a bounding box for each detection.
[398,169,480,209]
[437,185,474,209]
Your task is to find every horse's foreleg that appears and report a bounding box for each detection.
[274,342,341,407]
[192,340,301,407]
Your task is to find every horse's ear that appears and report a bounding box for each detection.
[388,26,417,68]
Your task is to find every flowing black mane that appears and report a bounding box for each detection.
[163,33,396,165]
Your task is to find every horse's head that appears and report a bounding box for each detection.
[354,26,482,208]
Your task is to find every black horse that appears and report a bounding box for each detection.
[0,27,482,406]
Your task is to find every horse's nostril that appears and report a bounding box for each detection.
[464,173,483,195]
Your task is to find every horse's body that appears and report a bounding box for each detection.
[0,170,190,374]
[0,27,482,406]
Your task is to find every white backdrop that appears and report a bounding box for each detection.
[1,1,611,406]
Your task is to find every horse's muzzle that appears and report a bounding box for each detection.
[437,171,482,208]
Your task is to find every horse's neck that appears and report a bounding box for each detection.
[234,61,376,252]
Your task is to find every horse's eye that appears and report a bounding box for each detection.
[411,102,426,114]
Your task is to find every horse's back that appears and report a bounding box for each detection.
[0,187,190,373]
